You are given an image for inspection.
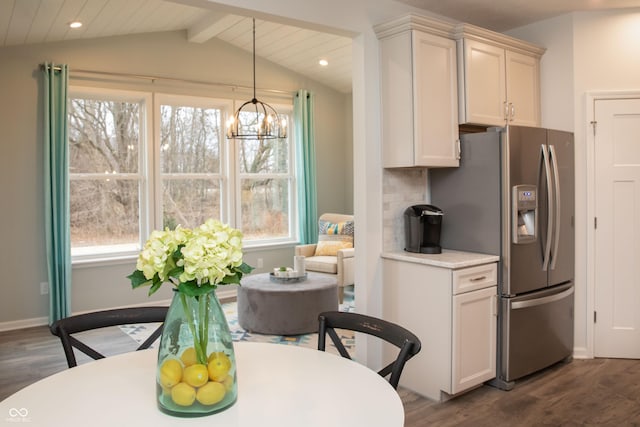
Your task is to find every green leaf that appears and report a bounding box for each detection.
[167,266,184,280]
[177,281,217,297]
[221,272,241,285]
[148,277,163,296]
[128,270,152,289]
[238,262,254,274]
[172,245,184,262]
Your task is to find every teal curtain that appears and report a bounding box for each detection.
[294,90,318,244]
[43,63,71,323]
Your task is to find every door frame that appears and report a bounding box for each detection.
[585,90,640,358]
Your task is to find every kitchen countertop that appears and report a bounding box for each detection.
[381,249,499,269]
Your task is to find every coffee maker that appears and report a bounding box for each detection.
[404,204,443,254]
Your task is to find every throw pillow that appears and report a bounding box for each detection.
[318,220,354,237]
[314,240,353,256]
[315,220,354,256]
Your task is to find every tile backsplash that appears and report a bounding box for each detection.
[382,168,429,252]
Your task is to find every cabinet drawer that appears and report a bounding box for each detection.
[452,263,497,295]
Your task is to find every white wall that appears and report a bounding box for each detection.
[509,8,640,357]
[0,30,351,328]
[189,0,439,371]
[508,14,575,133]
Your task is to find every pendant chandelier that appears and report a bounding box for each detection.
[226,18,287,140]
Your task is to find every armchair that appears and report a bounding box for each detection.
[295,213,354,303]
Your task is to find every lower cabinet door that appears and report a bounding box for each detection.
[451,286,497,394]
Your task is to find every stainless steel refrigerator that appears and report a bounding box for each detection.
[430,125,574,390]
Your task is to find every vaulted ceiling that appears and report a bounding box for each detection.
[3,0,640,94]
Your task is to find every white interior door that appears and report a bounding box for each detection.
[594,98,640,358]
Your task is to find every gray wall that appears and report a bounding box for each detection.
[0,30,352,328]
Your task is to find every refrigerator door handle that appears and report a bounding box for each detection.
[511,286,574,309]
[541,144,553,272]
[549,145,561,270]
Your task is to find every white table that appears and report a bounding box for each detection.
[0,342,404,426]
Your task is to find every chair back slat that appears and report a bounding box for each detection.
[318,311,421,389]
[50,306,168,368]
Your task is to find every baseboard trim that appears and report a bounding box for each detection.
[0,300,173,332]
[572,346,591,359]
[0,316,50,332]
[0,289,238,332]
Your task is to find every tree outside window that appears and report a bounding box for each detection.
[237,111,292,240]
[159,103,222,229]
[68,95,144,256]
[67,88,296,261]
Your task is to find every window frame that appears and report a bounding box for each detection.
[153,94,233,229]
[68,86,153,264]
[68,87,297,264]
[230,102,298,248]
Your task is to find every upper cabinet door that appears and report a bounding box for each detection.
[379,29,459,168]
[506,50,540,127]
[380,30,415,167]
[412,31,460,167]
[459,39,506,127]
[458,38,542,128]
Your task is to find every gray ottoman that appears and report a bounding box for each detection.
[237,272,338,335]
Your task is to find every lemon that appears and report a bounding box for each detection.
[196,381,226,406]
[222,374,235,392]
[159,359,182,389]
[180,347,198,367]
[207,352,232,382]
[183,363,209,388]
[171,382,196,406]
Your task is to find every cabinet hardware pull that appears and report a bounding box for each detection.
[470,276,487,282]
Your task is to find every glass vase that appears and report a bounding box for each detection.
[156,290,237,417]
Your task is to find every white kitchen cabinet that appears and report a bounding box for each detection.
[382,254,497,401]
[452,284,497,394]
[376,16,460,168]
[456,25,544,127]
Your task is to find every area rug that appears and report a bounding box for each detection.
[121,286,355,356]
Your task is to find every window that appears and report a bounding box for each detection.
[236,108,295,242]
[157,96,228,229]
[67,89,150,259]
[68,88,295,261]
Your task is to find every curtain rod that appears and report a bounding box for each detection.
[41,64,292,97]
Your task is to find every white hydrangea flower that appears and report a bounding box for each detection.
[179,219,244,285]
[136,226,190,281]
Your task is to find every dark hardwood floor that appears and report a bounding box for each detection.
[1,325,639,425]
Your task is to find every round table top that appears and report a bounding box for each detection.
[241,272,337,292]
[0,342,404,427]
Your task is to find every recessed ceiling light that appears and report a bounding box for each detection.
[69,21,83,29]
[319,59,329,67]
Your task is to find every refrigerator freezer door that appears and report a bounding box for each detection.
[500,283,574,382]
[504,126,548,295]
[547,130,575,286]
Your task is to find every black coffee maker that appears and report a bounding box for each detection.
[404,204,443,254]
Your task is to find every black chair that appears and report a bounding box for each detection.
[317,311,421,389]
[50,306,168,368]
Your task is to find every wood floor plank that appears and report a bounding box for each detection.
[2,325,639,425]
[399,358,640,426]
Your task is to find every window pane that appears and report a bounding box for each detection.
[163,179,221,229]
[68,99,140,174]
[160,105,221,174]
[236,109,286,141]
[241,178,289,239]
[70,179,140,249]
[239,138,289,173]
